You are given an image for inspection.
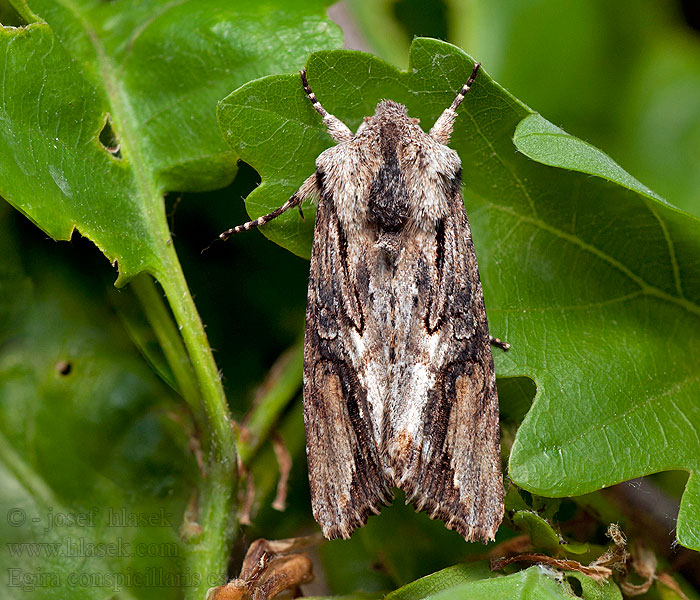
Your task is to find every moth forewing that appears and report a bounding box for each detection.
[225,63,505,543]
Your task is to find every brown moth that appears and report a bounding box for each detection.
[222,63,507,542]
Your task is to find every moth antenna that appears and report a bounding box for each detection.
[429,62,481,145]
[219,194,302,241]
[449,62,481,112]
[300,69,328,119]
[300,70,353,143]
[217,172,320,242]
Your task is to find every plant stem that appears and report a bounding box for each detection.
[130,273,203,425]
[238,340,304,465]
[154,246,237,600]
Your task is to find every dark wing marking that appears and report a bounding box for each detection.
[303,178,393,539]
[400,186,503,542]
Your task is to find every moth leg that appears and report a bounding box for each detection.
[429,62,481,145]
[219,172,320,241]
[490,336,510,351]
[300,70,353,143]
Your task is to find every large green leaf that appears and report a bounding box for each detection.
[0,0,341,283]
[218,37,700,550]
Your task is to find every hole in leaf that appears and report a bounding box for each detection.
[497,376,537,424]
[566,576,583,597]
[99,113,122,159]
[56,360,72,376]
[392,0,448,41]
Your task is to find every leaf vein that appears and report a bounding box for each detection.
[548,372,700,453]
[486,202,700,317]
[646,199,684,299]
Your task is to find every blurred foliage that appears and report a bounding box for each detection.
[0,208,195,600]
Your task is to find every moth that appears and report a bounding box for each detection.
[222,63,506,542]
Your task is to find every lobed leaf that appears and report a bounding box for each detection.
[0,0,341,284]
[219,37,700,550]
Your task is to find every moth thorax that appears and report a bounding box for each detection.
[367,123,411,235]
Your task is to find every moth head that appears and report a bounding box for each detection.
[373,100,408,119]
[356,100,424,138]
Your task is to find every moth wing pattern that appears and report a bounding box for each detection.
[396,183,503,542]
[303,183,394,539]
[225,64,504,542]
[303,107,503,542]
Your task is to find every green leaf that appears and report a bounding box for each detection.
[389,564,619,600]
[510,511,589,556]
[511,512,562,554]
[218,37,700,550]
[1,0,341,283]
[513,114,663,202]
[507,111,700,552]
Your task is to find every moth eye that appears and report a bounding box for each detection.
[411,118,420,125]
[364,116,372,122]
